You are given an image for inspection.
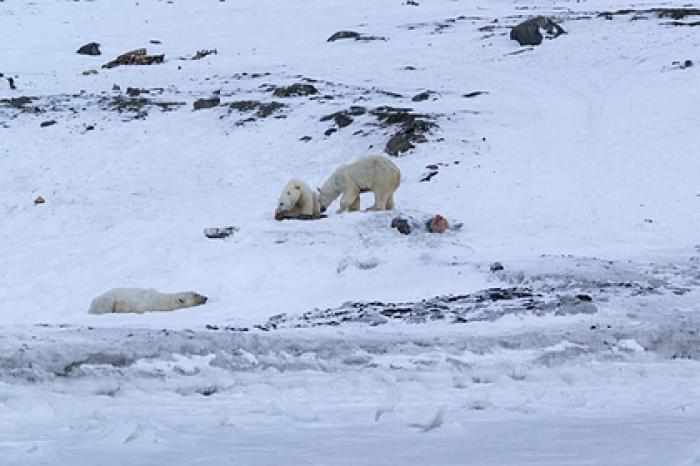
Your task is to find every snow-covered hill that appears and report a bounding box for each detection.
[1,0,700,464]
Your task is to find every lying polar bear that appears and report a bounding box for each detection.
[318,155,400,214]
[88,288,208,314]
[274,178,322,220]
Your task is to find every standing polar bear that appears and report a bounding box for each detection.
[318,155,400,214]
[88,288,208,314]
[274,178,322,220]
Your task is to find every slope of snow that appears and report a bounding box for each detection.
[1,0,700,464]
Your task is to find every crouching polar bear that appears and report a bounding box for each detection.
[88,288,208,314]
[318,155,400,214]
[274,178,322,220]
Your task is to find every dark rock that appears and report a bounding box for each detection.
[76,42,101,56]
[391,217,411,235]
[112,84,120,91]
[672,59,694,69]
[490,262,504,272]
[327,31,387,42]
[7,77,16,90]
[204,226,238,239]
[411,91,432,102]
[229,100,259,112]
[420,170,438,182]
[324,128,337,136]
[463,91,488,98]
[126,87,147,97]
[150,39,162,45]
[191,49,217,60]
[40,120,57,128]
[34,196,45,205]
[386,133,414,156]
[334,113,353,127]
[193,96,220,110]
[272,83,318,97]
[102,48,164,69]
[299,136,312,142]
[510,16,565,46]
[257,101,285,118]
[327,30,361,41]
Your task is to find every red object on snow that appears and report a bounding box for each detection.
[429,214,449,233]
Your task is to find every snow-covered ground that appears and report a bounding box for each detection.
[2,0,700,464]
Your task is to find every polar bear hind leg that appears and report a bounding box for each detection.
[349,196,361,212]
[367,189,390,211]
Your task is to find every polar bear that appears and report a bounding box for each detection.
[88,288,208,314]
[318,155,400,214]
[274,178,322,220]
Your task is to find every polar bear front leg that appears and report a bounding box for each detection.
[385,192,395,210]
[337,188,359,214]
[349,195,361,212]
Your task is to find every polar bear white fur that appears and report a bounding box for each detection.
[274,178,321,220]
[88,288,208,314]
[318,155,400,214]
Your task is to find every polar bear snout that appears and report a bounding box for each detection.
[192,293,208,305]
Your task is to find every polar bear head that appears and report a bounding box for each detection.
[275,184,302,216]
[173,292,208,308]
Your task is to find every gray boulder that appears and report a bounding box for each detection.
[510,16,565,46]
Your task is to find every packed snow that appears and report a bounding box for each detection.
[2,0,700,464]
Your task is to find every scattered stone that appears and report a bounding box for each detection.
[391,217,411,235]
[99,95,185,119]
[7,77,16,90]
[257,101,285,118]
[190,49,218,60]
[112,84,121,91]
[672,59,694,70]
[463,91,488,98]
[272,83,318,97]
[81,69,98,76]
[40,119,57,128]
[320,108,364,129]
[644,218,654,224]
[126,87,147,97]
[490,262,504,272]
[420,170,438,182]
[34,196,45,205]
[387,133,414,155]
[510,16,565,46]
[85,124,95,131]
[411,91,433,102]
[150,39,162,45]
[403,66,417,71]
[299,136,312,142]
[599,8,700,20]
[228,100,285,119]
[324,128,337,136]
[76,42,101,56]
[428,214,449,233]
[406,0,419,5]
[204,226,238,239]
[370,106,436,156]
[327,30,387,42]
[193,96,220,110]
[102,48,164,69]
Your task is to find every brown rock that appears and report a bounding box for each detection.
[34,196,45,205]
